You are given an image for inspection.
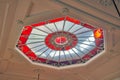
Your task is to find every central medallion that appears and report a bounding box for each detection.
[55,36,68,45]
[45,31,78,51]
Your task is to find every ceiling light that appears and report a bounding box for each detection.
[16,16,105,68]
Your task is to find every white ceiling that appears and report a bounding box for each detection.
[0,0,120,80]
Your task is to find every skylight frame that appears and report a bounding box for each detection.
[16,16,105,68]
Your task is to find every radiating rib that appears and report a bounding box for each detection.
[44,25,54,33]
[53,23,62,38]
[78,40,95,42]
[58,51,60,62]
[54,23,58,32]
[54,23,60,38]
[63,51,67,61]
[21,34,46,38]
[75,45,86,55]
[78,41,96,47]
[62,18,66,31]
[26,41,44,45]
[77,36,94,38]
[51,51,57,60]
[30,43,45,49]
[38,47,50,57]
[34,46,47,53]
[76,30,93,35]
[72,26,84,33]
[28,38,45,40]
[68,50,74,60]
[34,27,49,34]
[77,44,91,52]
[67,24,75,32]
[31,33,47,36]
[45,49,53,59]
[71,48,81,59]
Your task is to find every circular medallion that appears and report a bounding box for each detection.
[55,36,68,45]
[45,31,78,51]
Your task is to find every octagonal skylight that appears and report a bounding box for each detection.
[16,16,104,68]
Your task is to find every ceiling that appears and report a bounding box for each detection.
[0,0,120,80]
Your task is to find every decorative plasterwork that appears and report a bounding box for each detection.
[56,0,120,29]
[99,0,113,6]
